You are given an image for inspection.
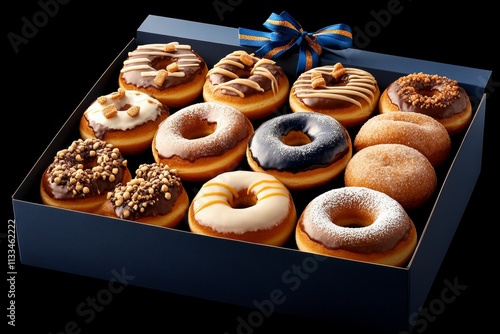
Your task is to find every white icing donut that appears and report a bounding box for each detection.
[83,89,166,133]
[188,171,297,246]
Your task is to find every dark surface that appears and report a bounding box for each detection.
[5,1,498,333]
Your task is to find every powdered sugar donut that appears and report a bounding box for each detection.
[295,186,417,267]
[152,102,254,182]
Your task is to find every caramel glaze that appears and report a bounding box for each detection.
[42,138,128,200]
[206,50,286,97]
[120,43,206,90]
[386,73,469,119]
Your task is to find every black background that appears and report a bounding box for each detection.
[5,1,498,333]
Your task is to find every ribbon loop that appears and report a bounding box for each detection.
[238,11,352,75]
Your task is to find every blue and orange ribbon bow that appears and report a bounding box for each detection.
[238,11,352,76]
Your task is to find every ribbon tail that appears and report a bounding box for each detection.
[238,27,272,48]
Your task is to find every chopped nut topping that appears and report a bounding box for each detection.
[154,69,168,86]
[396,72,461,109]
[167,62,178,72]
[110,88,125,100]
[331,62,346,79]
[46,138,127,198]
[107,162,183,220]
[127,105,140,117]
[164,43,176,52]
[102,104,118,118]
[97,96,107,104]
[311,71,326,88]
[240,52,254,66]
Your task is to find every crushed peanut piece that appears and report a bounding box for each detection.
[102,104,118,118]
[331,63,346,79]
[164,43,176,52]
[111,88,125,100]
[240,52,254,66]
[154,69,168,86]
[97,96,107,104]
[127,106,140,117]
[167,62,178,72]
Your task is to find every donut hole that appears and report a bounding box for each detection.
[232,190,257,209]
[417,89,439,97]
[151,57,176,70]
[179,121,217,140]
[281,130,311,146]
[329,209,373,228]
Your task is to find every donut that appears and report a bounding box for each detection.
[152,102,254,182]
[289,63,380,128]
[40,138,132,213]
[118,42,208,109]
[79,88,170,155]
[188,170,297,246]
[295,186,417,267]
[354,112,451,167]
[202,50,290,120]
[98,162,189,228]
[378,72,472,135]
[344,143,437,210]
[246,112,352,191]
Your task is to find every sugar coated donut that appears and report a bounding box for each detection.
[40,138,131,213]
[152,102,254,182]
[118,42,208,109]
[188,170,297,246]
[295,186,417,267]
[354,111,451,167]
[98,162,188,228]
[79,88,170,155]
[344,143,437,210]
[246,112,352,191]
[203,50,290,120]
[289,63,380,128]
[379,72,472,135]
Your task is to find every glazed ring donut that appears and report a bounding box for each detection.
[188,170,297,246]
[295,186,417,267]
[354,111,451,167]
[289,63,380,128]
[98,162,189,228]
[152,102,254,182]
[379,72,472,135]
[203,50,290,120]
[118,42,208,109]
[79,88,170,155]
[344,143,437,210]
[40,138,132,213]
[246,112,352,191]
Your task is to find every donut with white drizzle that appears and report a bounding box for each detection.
[119,42,208,109]
[203,50,290,120]
[289,63,380,128]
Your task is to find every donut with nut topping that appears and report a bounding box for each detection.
[98,162,189,228]
[378,72,472,135]
[40,138,132,213]
[203,50,290,120]
[119,42,208,109]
